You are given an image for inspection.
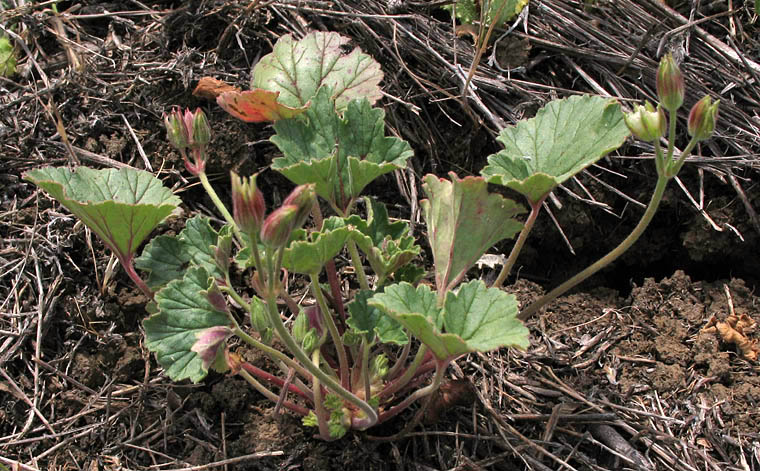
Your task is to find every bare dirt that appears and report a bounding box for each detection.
[1,1,759,470]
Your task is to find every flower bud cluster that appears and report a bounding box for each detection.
[163,107,211,175]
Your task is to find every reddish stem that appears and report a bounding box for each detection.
[241,362,313,404]
[120,256,154,300]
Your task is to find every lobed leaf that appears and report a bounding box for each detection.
[24,167,180,262]
[136,216,225,290]
[281,217,352,275]
[369,281,529,361]
[347,290,408,345]
[481,95,630,204]
[271,87,412,212]
[251,31,383,111]
[144,267,231,382]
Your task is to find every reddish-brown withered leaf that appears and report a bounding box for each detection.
[216,89,308,123]
[193,77,240,99]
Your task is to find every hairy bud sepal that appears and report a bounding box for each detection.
[624,102,665,142]
[657,53,684,112]
[687,95,719,142]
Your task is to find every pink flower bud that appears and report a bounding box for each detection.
[260,205,299,248]
[687,95,719,141]
[624,102,666,142]
[657,53,684,112]
[231,171,266,236]
[282,184,316,230]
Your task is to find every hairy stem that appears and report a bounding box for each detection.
[311,349,331,440]
[263,290,378,428]
[310,273,350,389]
[347,238,370,291]
[238,367,309,416]
[198,171,244,244]
[519,175,669,321]
[240,362,312,403]
[379,344,428,399]
[121,256,153,299]
[490,199,543,289]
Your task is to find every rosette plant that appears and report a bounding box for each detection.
[25,31,715,441]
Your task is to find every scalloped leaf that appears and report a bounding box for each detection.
[251,31,383,111]
[368,283,467,361]
[347,290,408,345]
[369,281,528,361]
[443,280,528,351]
[281,217,352,275]
[135,216,225,289]
[421,172,524,294]
[271,87,412,212]
[216,89,308,123]
[481,95,630,204]
[144,267,231,382]
[24,167,180,262]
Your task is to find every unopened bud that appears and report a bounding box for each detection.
[249,296,270,333]
[282,184,316,231]
[292,310,310,343]
[301,329,319,354]
[164,109,188,150]
[687,95,719,141]
[260,204,298,248]
[192,108,211,148]
[657,53,684,112]
[231,171,266,236]
[624,102,665,142]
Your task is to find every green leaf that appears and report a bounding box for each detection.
[0,36,16,77]
[345,198,420,280]
[144,267,231,382]
[443,280,529,351]
[370,281,529,361]
[421,173,524,294]
[271,87,413,212]
[481,95,630,204]
[369,282,468,360]
[347,290,408,345]
[136,216,225,289]
[251,31,383,111]
[24,167,180,262]
[281,216,352,274]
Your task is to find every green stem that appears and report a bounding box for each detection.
[311,349,331,440]
[386,340,411,380]
[379,344,428,399]
[490,199,543,289]
[347,238,370,291]
[361,338,371,402]
[309,273,350,389]
[519,175,670,321]
[198,171,244,244]
[263,290,378,428]
[374,361,446,432]
[232,326,311,380]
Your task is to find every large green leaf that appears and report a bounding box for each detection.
[136,216,224,289]
[144,267,231,382]
[24,167,179,262]
[421,173,524,294]
[251,31,383,111]
[281,217,352,275]
[369,281,529,361]
[271,87,413,212]
[481,95,630,204]
[443,280,528,351]
[346,290,408,345]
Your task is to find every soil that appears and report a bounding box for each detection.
[1,1,759,470]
